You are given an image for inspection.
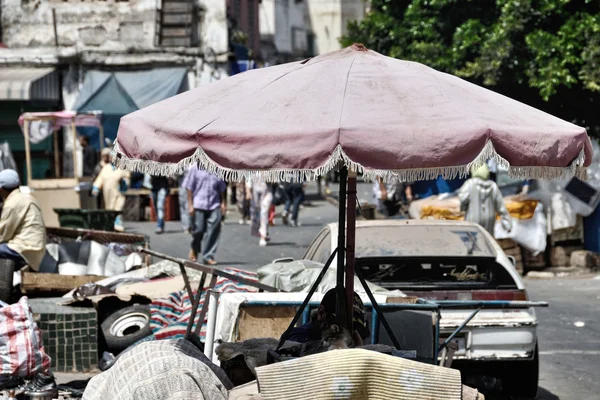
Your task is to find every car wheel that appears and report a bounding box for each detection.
[101,305,152,354]
[501,345,539,399]
[0,259,15,304]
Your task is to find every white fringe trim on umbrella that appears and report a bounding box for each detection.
[113,140,587,183]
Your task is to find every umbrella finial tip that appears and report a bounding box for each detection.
[352,43,368,52]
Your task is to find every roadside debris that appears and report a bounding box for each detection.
[525,271,555,279]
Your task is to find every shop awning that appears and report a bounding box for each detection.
[0,68,59,101]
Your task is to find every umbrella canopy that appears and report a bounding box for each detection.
[114,44,592,182]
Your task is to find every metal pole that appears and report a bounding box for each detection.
[184,272,207,339]
[355,266,402,350]
[23,119,33,184]
[177,262,194,303]
[71,118,79,179]
[204,289,221,360]
[53,130,60,178]
[99,123,105,150]
[194,274,218,337]
[345,171,357,331]
[336,167,348,326]
[52,9,59,47]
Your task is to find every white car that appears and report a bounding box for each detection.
[303,219,539,398]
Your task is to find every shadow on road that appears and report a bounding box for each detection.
[536,387,560,400]
[477,386,559,400]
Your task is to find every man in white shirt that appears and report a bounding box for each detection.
[0,169,46,270]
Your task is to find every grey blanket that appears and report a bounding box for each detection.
[83,339,231,400]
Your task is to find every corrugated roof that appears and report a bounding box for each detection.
[0,68,58,101]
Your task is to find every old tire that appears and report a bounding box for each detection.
[101,305,152,354]
[0,259,15,304]
[501,345,539,399]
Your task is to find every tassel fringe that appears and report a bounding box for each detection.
[112,140,587,183]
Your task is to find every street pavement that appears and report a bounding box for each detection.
[126,183,339,269]
[527,276,600,400]
[122,182,600,399]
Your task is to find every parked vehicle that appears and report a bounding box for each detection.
[303,219,539,398]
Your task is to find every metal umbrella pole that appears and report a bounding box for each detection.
[335,167,348,325]
[345,171,357,331]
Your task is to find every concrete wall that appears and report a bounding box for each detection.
[201,0,229,55]
[260,0,308,56]
[1,0,228,54]
[306,0,365,55]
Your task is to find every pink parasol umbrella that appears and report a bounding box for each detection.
[114,44,592,342]
[115,44,591,181]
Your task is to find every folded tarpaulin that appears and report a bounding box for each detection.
[82,339,232,400]
[255,348,463,400]
[149,268,259,341]
[257,259,396,295]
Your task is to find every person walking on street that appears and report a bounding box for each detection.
[236,180,251,225]
[458,164,512,234]
[249,181,273,247]
[93,155,130,232]
[373,178,412,217]
[178,172,191,234]
[282,181,305,226]
[151,175,170,234]
[184,166,226,265]
[0,169,46,271]
[79,135,98,178]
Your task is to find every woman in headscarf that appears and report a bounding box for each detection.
[92,148,130,232]
[458,164,512,234]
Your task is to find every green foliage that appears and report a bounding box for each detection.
[342,0,600,136]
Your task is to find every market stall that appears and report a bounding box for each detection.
[19,111,104,227]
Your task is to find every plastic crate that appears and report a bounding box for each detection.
[54,209,120,231]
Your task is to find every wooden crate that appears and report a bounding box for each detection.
[236,306,296,342]
[551,216,584,245]
[523,248,547,269]
[21,272,107,296]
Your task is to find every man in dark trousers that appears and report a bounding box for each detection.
[150,175,170,234]
[79,135,98,177]
[183,166,226,265]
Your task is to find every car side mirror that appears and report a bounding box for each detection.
[507,255,516,267]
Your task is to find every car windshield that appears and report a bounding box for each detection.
[353,225,496,259]
[357,257,517,289]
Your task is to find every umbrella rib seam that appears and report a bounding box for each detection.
[337,53,358,150]
[195,60,333,135]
